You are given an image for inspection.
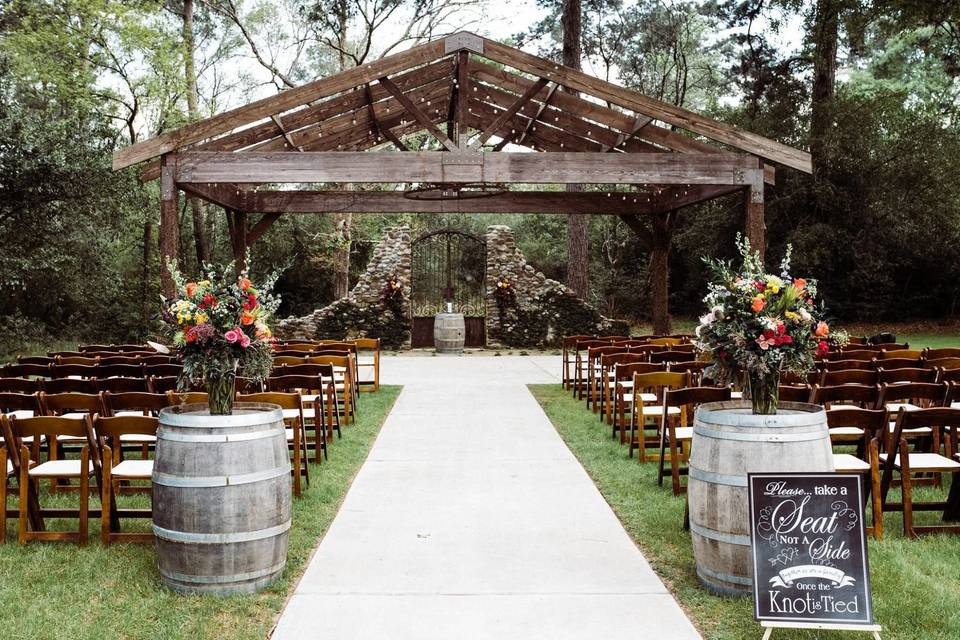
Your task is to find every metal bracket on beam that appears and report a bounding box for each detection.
[445,32,484,55]
[442,152,484,166]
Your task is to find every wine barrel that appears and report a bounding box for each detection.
[434,312,465,354]
[687,401,833,596]
[153,403,291,595]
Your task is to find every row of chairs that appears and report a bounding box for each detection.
[273,338,381,393]
[2,362,183,381]
[1,378,344,544]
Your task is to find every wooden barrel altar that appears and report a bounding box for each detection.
[687,401,833,596]
[434,312,465,353]
[153,403,291,595]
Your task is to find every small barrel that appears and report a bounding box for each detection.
[153,403,291,595]
[687,401,833,596]
[434,312,465,354]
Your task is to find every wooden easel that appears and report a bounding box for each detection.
[760,620,882,640]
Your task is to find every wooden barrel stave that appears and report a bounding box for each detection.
[434,312,465,353]
[154,403,292,595]
[688,401,833,596]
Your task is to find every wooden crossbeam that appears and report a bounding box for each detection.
[470,77,549,150]
[115,38,447,169]
[247,213,282,244]
[239,189,716,215]
[176,150,764,185]
[178,182,243,210]
[379,76,459,152]
[364,83,408,151]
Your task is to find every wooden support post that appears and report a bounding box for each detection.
[745,179,765,260]
[457,51,470,148]
[650,211,674,336]
[158,154,180,298]
[226,209,248,274]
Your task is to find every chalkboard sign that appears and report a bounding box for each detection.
[748,473,874,627]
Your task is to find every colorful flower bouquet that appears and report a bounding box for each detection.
[162,258,281,414]
[694,237,846,414]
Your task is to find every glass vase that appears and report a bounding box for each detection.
[205,360,238,415]
[747,371,780,415]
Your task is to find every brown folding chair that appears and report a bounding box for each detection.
[143,363,182,377]
[778,384,811,403]
[597,353,646,423]
[94,415,157,544]
[629,371,691,461]
[353,338,381,392]
[100,391,169,461]
[95,363,145,379]
[307,355,355,424]
[562,335,595,390]
[267,374,335,462]
[54,356,99,366]
[826,407,887,539]
[667,361,709,386]
[0,378,39,394]
[925,348,960,360]
[611,362,665,441]
[658,386,731,495]
[819,369,878,386]
[4,415,100,544]
[236,392,309,497]
[572,340,612,400]
[48,364,98,379]
[148,375,180,394]
[880,407,960,538]
[877,367,938,384]
[3,363,52,378]
[96,356,141,367]
[96,377,150,393]
[16,356,54,366]
[586,345,628,412]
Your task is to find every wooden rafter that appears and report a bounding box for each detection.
[601,114,653,152]
[470,78,549,150]
[378,75,459,152]
[115,38,447,169]
[138,59,452,181]
[270,114,303,151]
[175,150,764,185]
[364,83,408,151]
[479,37,812,172]
[178,182,243,210]
[503,81,558,151]
[247,213,282,244]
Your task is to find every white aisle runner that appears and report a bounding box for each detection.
[272,356,701,639]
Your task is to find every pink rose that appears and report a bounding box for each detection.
[240,333,251,348]
[224,329,240,343]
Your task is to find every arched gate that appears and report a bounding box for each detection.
[410,229,486,348]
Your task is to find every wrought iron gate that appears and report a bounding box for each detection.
[410,229,486,348]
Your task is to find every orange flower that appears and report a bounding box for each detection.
[793,278,806,292]
[751,296,766,313]
[240,310,256,326]
[815,321,829,337]
[185,282,197,297]
[238,277,252,291]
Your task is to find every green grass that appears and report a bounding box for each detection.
[0,386,401,640]
[529,384,960,640]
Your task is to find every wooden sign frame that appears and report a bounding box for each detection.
[748,473,882,640]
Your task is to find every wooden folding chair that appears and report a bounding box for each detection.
[236,392,309,496]
[877,367,938,384]
[95,363,145,379]
[5,415,100,544]
[0,378,39,394]
[16,356,54,366]
[353,338,381,392]
[880,407,960,538]
[586,345,627,411]
[267,374,335,462]
[94,415,157,544]
[54,356,99,367]
[819,368,878,386]
[572,340,611,400]
[143,363,182,378]
[597,353,645,424]
[658,386,731,495]
[811,383,881,444]
[3,363,53,378]
[826,407,887,539]
[667,361,708,386]
[96,377,150,393]
[148,375,179,394]
[629,371,690,461]
[611,362,664,442]
[561,335,595,390]
[307,355,355,424]
[274,364,343,440]
[100,391,169,462]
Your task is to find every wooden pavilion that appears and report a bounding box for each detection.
[113,31,812,334]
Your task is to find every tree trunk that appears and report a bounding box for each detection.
[810,0,840,216]
[183,0,210,264]
[650,212,672,335]
[332,210,352,298]
[562,0,590,298]
[159,156,180,299]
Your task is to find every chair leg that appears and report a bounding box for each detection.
[18,446,29,544]
[79,446,89,546]
[869,440,883,540]
[0,448,6,544]
[292,423,302,497]
[101,446,112,545]
[900,440,914,539]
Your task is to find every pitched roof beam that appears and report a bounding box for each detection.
[470,77,549,150]
[601,114,653,152]
[364,83,408,151]
[270,114,303,151]
[456,51,470,147]
[498,81,558,151]
[379,75,459,152]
